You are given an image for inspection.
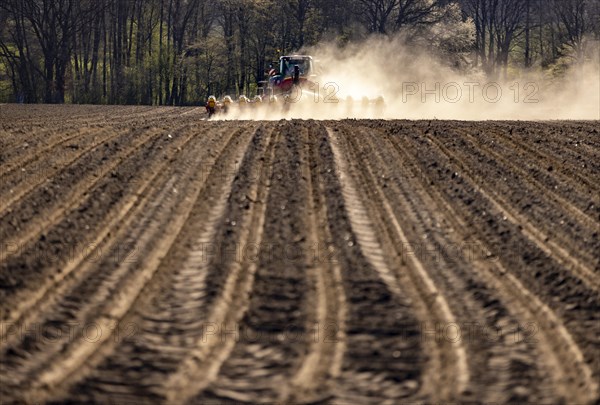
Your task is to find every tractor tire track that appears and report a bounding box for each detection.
[334,124,506,402]
[46,124,274,404]
[0,123,210,324]
[0,123,189,322]
[0,127,121,215]
[383,122,599,402]
[197,122,343,404]
[328,125,470,401]
[476,122,599,195]
[286,121,346,403]
[313,124,426,404]
[405,140,598,404]
[0,125,163,267]
[424,124,599,290]
[451,124,598,227]
[0,123,233,403]
[0,106,597,405]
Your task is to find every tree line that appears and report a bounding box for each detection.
[0,0,598,105]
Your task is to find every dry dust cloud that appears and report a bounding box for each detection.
[217,36,600,121]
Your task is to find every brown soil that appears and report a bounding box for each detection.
[0,105,598,404]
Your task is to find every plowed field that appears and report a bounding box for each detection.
[1,105,598,404]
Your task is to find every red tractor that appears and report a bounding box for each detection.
[270,55,316,94]
[258,55,318,102]
[258,54,384,115]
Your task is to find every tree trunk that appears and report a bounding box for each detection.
[525,0,531,68]
[44,56,54,103]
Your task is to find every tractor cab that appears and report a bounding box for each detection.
[267,55,316,95]
[279,55,314,79]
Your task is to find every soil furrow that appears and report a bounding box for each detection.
[386,123,599,401]
[0,105,597,404]
[286,121,346,403]
[0,123,201,323]
[0,124,227,403]
[330,126,480,401]
[381,127,599,403]
[0,125,164,267]
[0,126,110,177]
[164,124,277,405]
[450,124,598,227]
[41,123,248,403]
[475,122,600,194]
[426,126,599,289]
[311,124,425,404]
[52,124,274,404]
[0,127,121,215]
[199,122,331,403]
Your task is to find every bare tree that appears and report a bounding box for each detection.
[551,0,592,62]
[356,0,398,33]
[2,0,593,104]
[493,0,525,77]
[394,0,443,31]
